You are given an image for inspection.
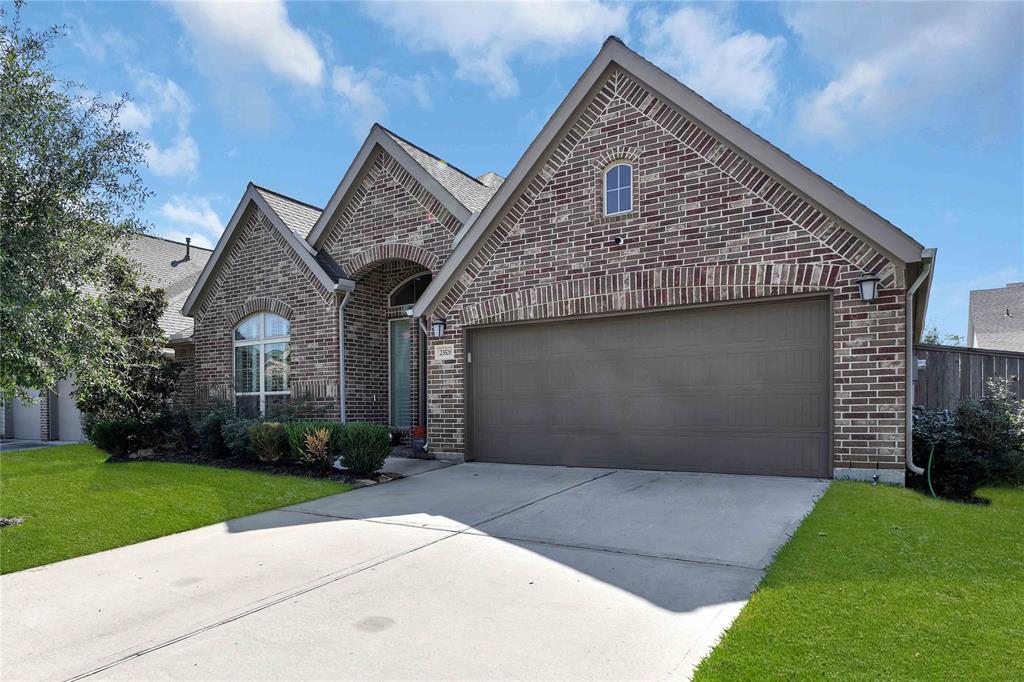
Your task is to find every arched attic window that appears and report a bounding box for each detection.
[604,162,633,216]
[389,272,433,308]
[234,313,290,417]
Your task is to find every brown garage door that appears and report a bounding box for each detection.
[468,297,830,477]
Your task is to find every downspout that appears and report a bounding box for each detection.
[905,251,935,475]
[337,289,352,423]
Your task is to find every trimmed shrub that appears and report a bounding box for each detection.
[151,407,196,454]
[194,408,231,458]
[86,420,153,457]
[284,420,344,462]
[221,416,258,459]
[248,422,289,463]
[341,422,390,476]
[301,428,333,475]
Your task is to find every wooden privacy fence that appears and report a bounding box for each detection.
[913,343,1024,411]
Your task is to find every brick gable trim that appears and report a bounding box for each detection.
[344,243,441,279]
[307,125,472,249]
[460,263,842,326]
[413,37,926,321]
[323,150,464,258]
[183,184,350,319]
[226,297,295,326]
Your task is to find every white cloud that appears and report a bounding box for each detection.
[71,18,133,61]
[787,3,1023,143]
[123,71,199,178]
[638,6,785,119]
[331,66,432,135]
[332,65,387,132]
[364,1,628,97]
[147,136,200,178]
[160,196,224,236]
[173,0,325,87]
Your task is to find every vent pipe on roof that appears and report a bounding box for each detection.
[184,237,191,261]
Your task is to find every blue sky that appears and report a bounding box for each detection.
[22,1,1023,337]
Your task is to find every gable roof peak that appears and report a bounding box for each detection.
[306,124,486,246]
[411,34,930,319]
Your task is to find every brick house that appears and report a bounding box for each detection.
[180,37,935,484]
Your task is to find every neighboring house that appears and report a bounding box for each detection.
[1,235,212,442]
[177,37,934,484]
[967,283,1024,351]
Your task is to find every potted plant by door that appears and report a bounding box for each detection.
[409,425,428,456]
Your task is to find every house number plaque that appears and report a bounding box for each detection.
[434,345,456,362]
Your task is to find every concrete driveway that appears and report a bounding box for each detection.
[2,463,828,680]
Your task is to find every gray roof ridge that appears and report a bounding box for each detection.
[251,183,324,212]
[378,125,487,188]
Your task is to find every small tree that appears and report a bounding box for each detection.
[74,257,180,424]
[1,1,150,401]
[921,326,964,346]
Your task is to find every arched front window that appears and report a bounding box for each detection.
[604,162,633,216]
[234,313,290,417]
[389,272,432,308]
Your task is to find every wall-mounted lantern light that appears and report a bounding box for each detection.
[432,316,447,338]
[856,274,881,302]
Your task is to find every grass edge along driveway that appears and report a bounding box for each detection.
[694,481,1024,681]
[1,444,351,574]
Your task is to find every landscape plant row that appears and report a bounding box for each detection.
[86,408,392,477]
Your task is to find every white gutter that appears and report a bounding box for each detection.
[905,249,936,475]
[337,287,352,423]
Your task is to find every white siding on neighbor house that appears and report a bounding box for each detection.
[56,376,84,441]
[11,389,42,440]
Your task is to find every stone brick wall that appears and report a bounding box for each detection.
[319,146,464,428]
[191,207,341,417]
[321,149,460,272]
[426,69,907,473]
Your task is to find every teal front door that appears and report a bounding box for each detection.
[389,318,412,427]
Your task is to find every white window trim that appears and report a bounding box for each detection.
[233,314,291,415]
[603,161,633,217]
[388,271,433,309]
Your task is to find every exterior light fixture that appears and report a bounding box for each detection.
[856,274,881,302]
[432,316,447,338]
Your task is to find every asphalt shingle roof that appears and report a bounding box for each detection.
[254,185,323,238]
[969,284,1024,352]
[382,128,499,213]
[123,234,213,336]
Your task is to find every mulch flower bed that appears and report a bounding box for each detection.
[107,450,399,486]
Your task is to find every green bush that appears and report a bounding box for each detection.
[341,422,390,476]
[194,408,231,458]
[86,420,154,457]
[221,416,258,459]
[153,407,196,454]
[912,379,1024,500]
[283,420,344,463]
[248,421,289,463]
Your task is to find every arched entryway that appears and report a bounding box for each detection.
[343,258,432,430]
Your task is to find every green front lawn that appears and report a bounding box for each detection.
[694,482,1024,681]
[1,444,351,574]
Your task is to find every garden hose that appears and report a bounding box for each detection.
[926,443,937,499]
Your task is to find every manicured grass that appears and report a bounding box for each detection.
[1,444,351,574]
[694,482,1024,681]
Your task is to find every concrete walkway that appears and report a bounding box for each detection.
[1,463,828,681]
